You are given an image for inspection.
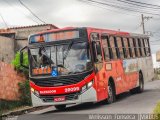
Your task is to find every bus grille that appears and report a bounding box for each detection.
[35,76,83,87]
[39,92,79,102]
[31,71,91,87]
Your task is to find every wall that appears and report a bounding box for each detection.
[0,36,15,63]
[0,62,26,101]
[152,54,160,68]
[10,25,57,51]
[156,51,160,62]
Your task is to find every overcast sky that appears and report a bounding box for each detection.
[0,0,160,53]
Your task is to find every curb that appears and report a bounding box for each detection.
[1,106,50,118]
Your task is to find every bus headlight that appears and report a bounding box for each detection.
[34,90,39,96]
[87,80,94,88]
[81,80,94,93]
[31,87,39,96]
[31,88,34,92]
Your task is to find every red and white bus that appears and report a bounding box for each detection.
[20,27,154,110]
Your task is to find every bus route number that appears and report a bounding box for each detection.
[65,87,80,93]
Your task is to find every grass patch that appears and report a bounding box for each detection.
[154,102,160,120]
[0,100,22,115]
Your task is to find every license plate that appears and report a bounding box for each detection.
[54,96,65,102]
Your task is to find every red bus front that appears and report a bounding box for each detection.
[27,28,98,108]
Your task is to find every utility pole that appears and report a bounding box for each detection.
[141,14,153,35]
[141,14,145,34]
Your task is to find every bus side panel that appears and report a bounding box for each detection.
[94,60,124,102]
[137,56,154,84]
[104,60,126,96]
[94,65,108,102]
[122,59,139,90]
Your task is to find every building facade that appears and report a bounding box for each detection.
[0,24,58,63]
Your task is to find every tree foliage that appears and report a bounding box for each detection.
[11,52,29,76]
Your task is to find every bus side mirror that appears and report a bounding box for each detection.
[20,52,23,64]
[20,46,29,69]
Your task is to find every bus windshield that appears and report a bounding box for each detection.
[29,42,92,76]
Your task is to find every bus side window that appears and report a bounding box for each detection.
[127,38,132,58]
[138,38,142,57]
[92,41,102,62]
[140,38,145,57]
[116,37,124,59]
[123,37,130,58]
[91,33,102,62]
[109,36,117,59]
[144,38,151,56]
[101,35,110,61]
[135,38,140,57]
[129,38,135,58]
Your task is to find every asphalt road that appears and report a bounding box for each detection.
[16,80,160,120]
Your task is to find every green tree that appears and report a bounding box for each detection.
[11,52,29,76]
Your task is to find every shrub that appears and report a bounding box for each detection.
[0,100,22,115]
[11,52,29,72]
[18,80,32,106]
[154,102,160,120]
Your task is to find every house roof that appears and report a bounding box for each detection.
[7,24,58,29]
[0,24,58,33]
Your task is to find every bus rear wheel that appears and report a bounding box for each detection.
[130,72,144,94]
[106,81,116,104]
[55,105,66,110]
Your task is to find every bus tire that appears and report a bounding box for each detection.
[130,72,144,94]
[106,80,116,104]
[55,105,66,110]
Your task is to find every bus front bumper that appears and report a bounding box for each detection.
[31,86,97,107]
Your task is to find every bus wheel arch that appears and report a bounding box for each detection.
[130,70,144,94]
[106,77,116,104]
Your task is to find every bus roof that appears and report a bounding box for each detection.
[30,27,149,38]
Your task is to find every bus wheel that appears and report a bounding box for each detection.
[130,72,144,94]
[106,81,115,104]
[55,105,66,110]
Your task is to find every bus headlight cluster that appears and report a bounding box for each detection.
[31,88,39,97]
[81,80,94,93]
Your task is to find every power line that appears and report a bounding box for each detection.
[84,0,160,16]
[18,0,46,24]
[2,0,40,24]
[116,0,160,10]
[0,13,8,28]
[122,0,160,8]
[79,0,139,16]
[104,0,160,13]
